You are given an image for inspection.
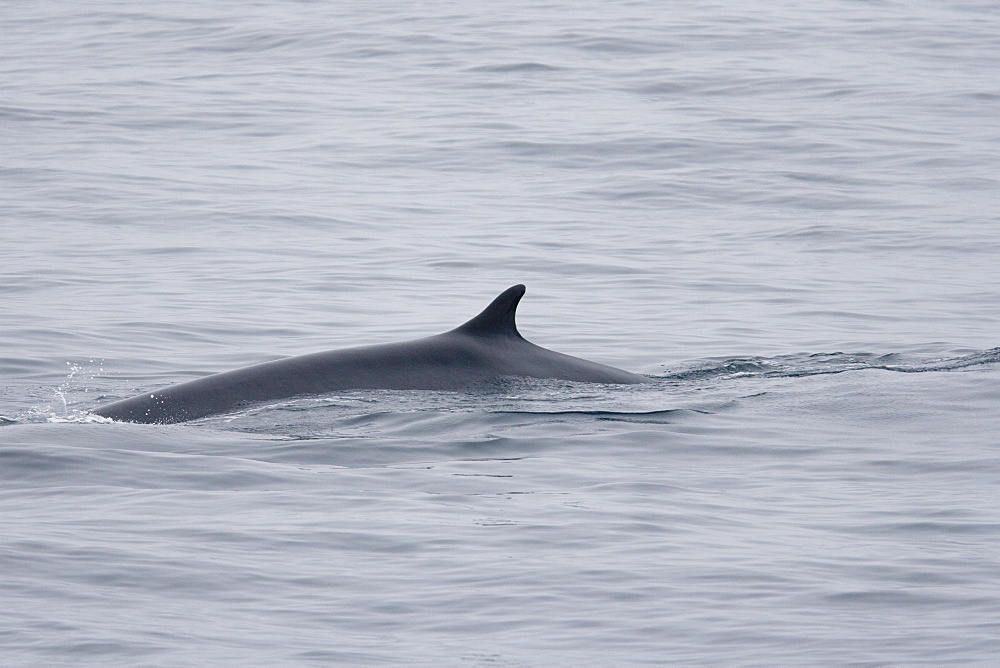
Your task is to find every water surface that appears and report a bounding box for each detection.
[3,1,999,664]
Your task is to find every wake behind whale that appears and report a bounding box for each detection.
[93,285,649,424]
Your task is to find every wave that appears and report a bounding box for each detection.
[659,347,1000,382]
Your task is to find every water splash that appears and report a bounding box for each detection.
[44,358,107,422]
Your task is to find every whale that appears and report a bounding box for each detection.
[92,284,649,424]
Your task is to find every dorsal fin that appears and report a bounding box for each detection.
[454,284,526,338]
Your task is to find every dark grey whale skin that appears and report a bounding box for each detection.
[92,285,649,424]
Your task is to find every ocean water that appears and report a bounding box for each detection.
[3,0,1000,664]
